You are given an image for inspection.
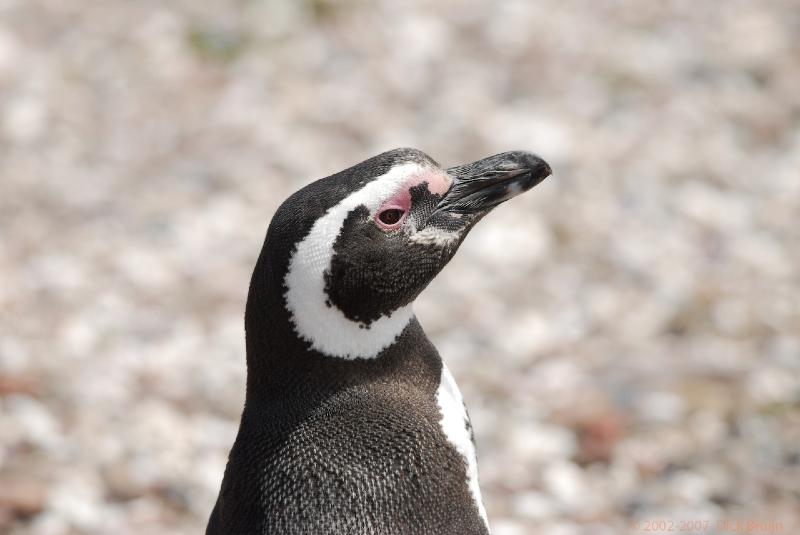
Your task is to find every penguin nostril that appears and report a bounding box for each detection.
[377,208,405,227]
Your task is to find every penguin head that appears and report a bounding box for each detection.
[254,148,551,360]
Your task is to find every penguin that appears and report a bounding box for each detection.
[207,148,551,535]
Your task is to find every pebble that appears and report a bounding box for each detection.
[542,461,594,514]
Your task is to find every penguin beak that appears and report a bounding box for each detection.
[437,151,552,214]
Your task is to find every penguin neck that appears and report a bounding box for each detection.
[243,273,442,408]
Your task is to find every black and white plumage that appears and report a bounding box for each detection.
[207,148,551,535]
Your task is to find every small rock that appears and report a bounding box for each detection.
[511,491,556,520]
[542,460,593,513]
[0,478,45,526]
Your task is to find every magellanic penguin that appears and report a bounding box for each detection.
[207,148,551,535]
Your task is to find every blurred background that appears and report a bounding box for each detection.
[1,1,798,534]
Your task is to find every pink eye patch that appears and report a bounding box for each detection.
[374,171,452,231]
[375,189,410,230]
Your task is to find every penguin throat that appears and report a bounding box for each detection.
[283,163,426,360]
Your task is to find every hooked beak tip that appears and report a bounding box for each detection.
[439,151,552,214]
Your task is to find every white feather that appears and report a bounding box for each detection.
[436,364,490,530]
[409,225,461,247]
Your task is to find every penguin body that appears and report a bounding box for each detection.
[207,148,551,535]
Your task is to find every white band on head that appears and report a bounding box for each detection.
[283,163,426,359]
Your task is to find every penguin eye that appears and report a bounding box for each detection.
[377,208,405,227]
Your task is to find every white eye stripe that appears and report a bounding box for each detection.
[283,163,424,359]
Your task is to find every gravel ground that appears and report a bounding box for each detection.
[1,1,799,534]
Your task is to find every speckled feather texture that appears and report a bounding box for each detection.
[207,148,549,534]
[207,323,489,535]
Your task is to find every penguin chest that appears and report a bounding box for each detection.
[222,381,490,535]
